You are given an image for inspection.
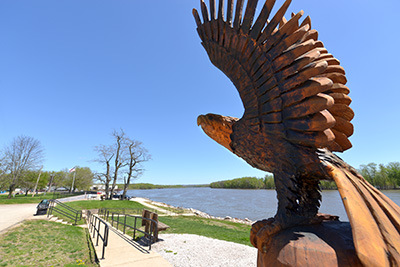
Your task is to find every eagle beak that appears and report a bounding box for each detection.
[196,113,235,153]
[197,115,206,127]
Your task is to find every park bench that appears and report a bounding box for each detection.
[141,209,170,241]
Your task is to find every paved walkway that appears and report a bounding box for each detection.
[0,203,37,234]
[89,215,172,267]
[0,199,174,266]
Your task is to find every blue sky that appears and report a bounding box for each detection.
[1,0,399,185]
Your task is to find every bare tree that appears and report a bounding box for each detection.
[1,135,44,198]
[94,129,150,200]
[122,139,150,199]
[94,144,114,199]
[109,129,129,198]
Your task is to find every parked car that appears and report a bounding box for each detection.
[36,199,50,215]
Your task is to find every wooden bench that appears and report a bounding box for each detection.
[142,209,170,241]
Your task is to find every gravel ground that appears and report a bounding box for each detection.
[152,234,257,267]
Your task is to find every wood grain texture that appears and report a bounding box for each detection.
[257,222,362,267]
[193,1,400,266]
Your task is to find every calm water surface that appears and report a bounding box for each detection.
[127,187,400,222]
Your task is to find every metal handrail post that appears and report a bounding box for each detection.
[123,215,127,234]
[96,218,100,246]
[93,217,97,238]
[87,214,92,232]
[116,214,119,231]
[101,223,109,259]
[133,217,137,240]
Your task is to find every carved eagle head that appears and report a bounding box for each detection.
[197,113,238,152]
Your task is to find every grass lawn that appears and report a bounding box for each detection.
[97,213,252,246]
[50,200,147,225]
[0,194,52,204]
[0,220,98,267]
[160,216,252,246]
[0,193,82,204]
[66,201,252,246]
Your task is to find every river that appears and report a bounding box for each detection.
[127,187,400,222]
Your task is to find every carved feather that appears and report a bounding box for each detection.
[193,0,353,151]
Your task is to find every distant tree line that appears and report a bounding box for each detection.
[210,162,400,190]
[358,162,400,190]
[210,176,274,189]
[125,183,209,190]
[125,183,184,190]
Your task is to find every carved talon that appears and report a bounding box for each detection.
[250,218,273,247]
[310,213,340,224]
[251,218,282,252]
[258,222,282,252]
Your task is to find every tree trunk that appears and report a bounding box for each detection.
[110,133,124,198]
[122,176,130,199]
[105,178,110,199]
[7,184,16,199]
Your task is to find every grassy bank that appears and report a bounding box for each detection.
[100,212,251,246]
[51,200,147,225]
[0,198,253,266]
[67,200,251,246]
[161,216,251,246]
[0,194,54,204]
[0,220,98,267]
[0,193,83,205]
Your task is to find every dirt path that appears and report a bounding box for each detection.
[0,204,38,234]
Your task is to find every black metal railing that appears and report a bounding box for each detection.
[87,211,109,260]
[47,191,88,199]
[47,199,82,225]
[98,206,181,216]
[98,208,158,250]
[98,207,143,215]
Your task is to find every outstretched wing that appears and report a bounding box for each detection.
[322,158,400,266]
[193,0,354,152]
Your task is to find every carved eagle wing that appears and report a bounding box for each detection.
[322,157,400,266]
[193,0,353,152]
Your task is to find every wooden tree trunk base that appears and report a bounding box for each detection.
[257,221,362,267]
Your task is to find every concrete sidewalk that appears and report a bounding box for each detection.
[89,216,172,267]
[0,204,37,234]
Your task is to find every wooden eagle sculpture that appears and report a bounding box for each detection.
[193,0,400,266]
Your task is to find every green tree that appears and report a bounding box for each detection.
[359,163,378,185]
[19,170,49,195]
[385,162,400,188]
[63,167,94,191]
[264,174,275,189]
[358,162,400,189]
